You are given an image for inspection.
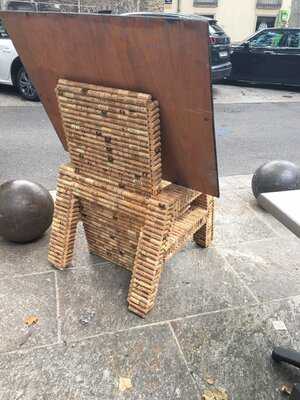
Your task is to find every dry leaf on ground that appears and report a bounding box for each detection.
[280,384,293,395]
[206,377,215,385]
[24,315,39,326]
[119,377,132,392]
[202,388,228,400]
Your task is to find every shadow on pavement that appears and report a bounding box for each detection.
[0,83,19,97]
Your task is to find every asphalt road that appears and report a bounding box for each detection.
[1,83,300,190]
[215,101,300,177]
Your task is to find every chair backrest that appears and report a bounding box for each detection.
[56,79,162,195]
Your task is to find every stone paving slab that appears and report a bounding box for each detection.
[0,233,53,279]
[214,189,277,247]
[0,272,57,353]
[0,324,199,400]
[171,299,300,400]
[220,236,300,302]
[57,248,255,342]
[236,187,297,239]
[0,174,299,399]
[0,223,106,279]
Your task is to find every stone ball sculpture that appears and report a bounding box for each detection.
[252,160,300,199]
[0,180,54,243]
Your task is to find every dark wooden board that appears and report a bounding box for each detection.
[0,12,219,196]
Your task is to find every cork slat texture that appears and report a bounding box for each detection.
[48,82,215,317]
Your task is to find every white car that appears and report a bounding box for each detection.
[0,18,38,101]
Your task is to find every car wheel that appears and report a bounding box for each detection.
[16,67,39,101]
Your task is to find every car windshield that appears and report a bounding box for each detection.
[0,19,9,39]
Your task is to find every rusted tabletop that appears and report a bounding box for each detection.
[0,12,219,196]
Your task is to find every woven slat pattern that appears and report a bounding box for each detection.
[48,168,80,268]
[193,194,214,247]
[48,81,215,317]
[56,79,162,196]
[128,199,176,317]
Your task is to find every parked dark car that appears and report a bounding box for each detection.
[121,12,232,83]
[230,28,300,86]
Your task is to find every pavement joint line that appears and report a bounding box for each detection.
[0,269,55,282]
[51,303,263,346]
[0,341,61,357]
[0,261,113,281]
[2,295,299,357]
[167,321,201,392]
[216,248,260,304]
[54,271,62,344]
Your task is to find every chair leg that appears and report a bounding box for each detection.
[48,176,80,269]
[128,199,175,318]
[193,194,214,248]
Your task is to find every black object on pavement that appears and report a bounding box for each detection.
[272,347,300,368]
[291,384,300,400]
[252,160,300,198]
[272,347,300,400]
[0,180,54,243]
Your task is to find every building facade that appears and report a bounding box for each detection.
[289,0,300,26]
[165,0,293,41]
[79,0,164,13]
[0,0,164,12]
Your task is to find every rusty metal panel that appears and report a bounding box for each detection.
[0,12,219,196]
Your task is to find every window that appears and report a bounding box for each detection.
[6,1,36,11]
[249,30,285,48]
[199,14,215,18]
[256,16,276,31]
[256,0,282,9]
[0,19,9,39]
[284,31,300,48]
[193,0,218,7]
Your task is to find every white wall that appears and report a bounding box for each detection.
[165,0,292,41]
[215,0,256,41]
